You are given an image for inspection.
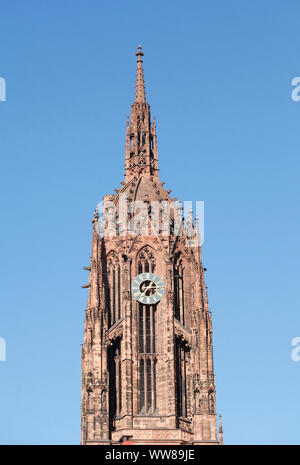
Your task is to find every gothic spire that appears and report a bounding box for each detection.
[135,45,146,103]
[124,46,159,181]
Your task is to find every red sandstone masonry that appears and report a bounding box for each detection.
[81,46,222,445]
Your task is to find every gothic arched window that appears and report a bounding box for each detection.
[136,246,157,414]
[108,337,122,429]
[175,337,189,418]
[130,134,134,149]
[174,258,185,325]
[138,303,157,414]
[107,252,121,327]
[137,246,156,274]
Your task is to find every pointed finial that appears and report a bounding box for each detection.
[136,44,144,61]
[92,207,99,223]
[219,414,223,430]
[194,215,201,246]
[135,45,146,103]
[218,414,224,445]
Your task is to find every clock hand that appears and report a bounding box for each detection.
[141,282,156,296]
[141,284,154,296]
[141,284,165,295]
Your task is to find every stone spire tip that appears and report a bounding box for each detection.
[136,45,144,60]
[135,45,146,103]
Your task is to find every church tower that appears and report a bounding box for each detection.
[81,46,223,445]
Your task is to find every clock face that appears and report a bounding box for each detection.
[131,272,165,304]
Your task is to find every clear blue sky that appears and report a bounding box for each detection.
[0,0,299,445]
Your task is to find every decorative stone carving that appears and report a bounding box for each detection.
[174,321,192,348]
[108,323,123,345]
[122,289,131,300]
[167,290,174,301]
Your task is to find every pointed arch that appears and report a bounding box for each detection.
[174,252,185,325]
[108,336,122,429]
[175,337,189,418]
[136,245,156,274]
[107,251,121,327]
